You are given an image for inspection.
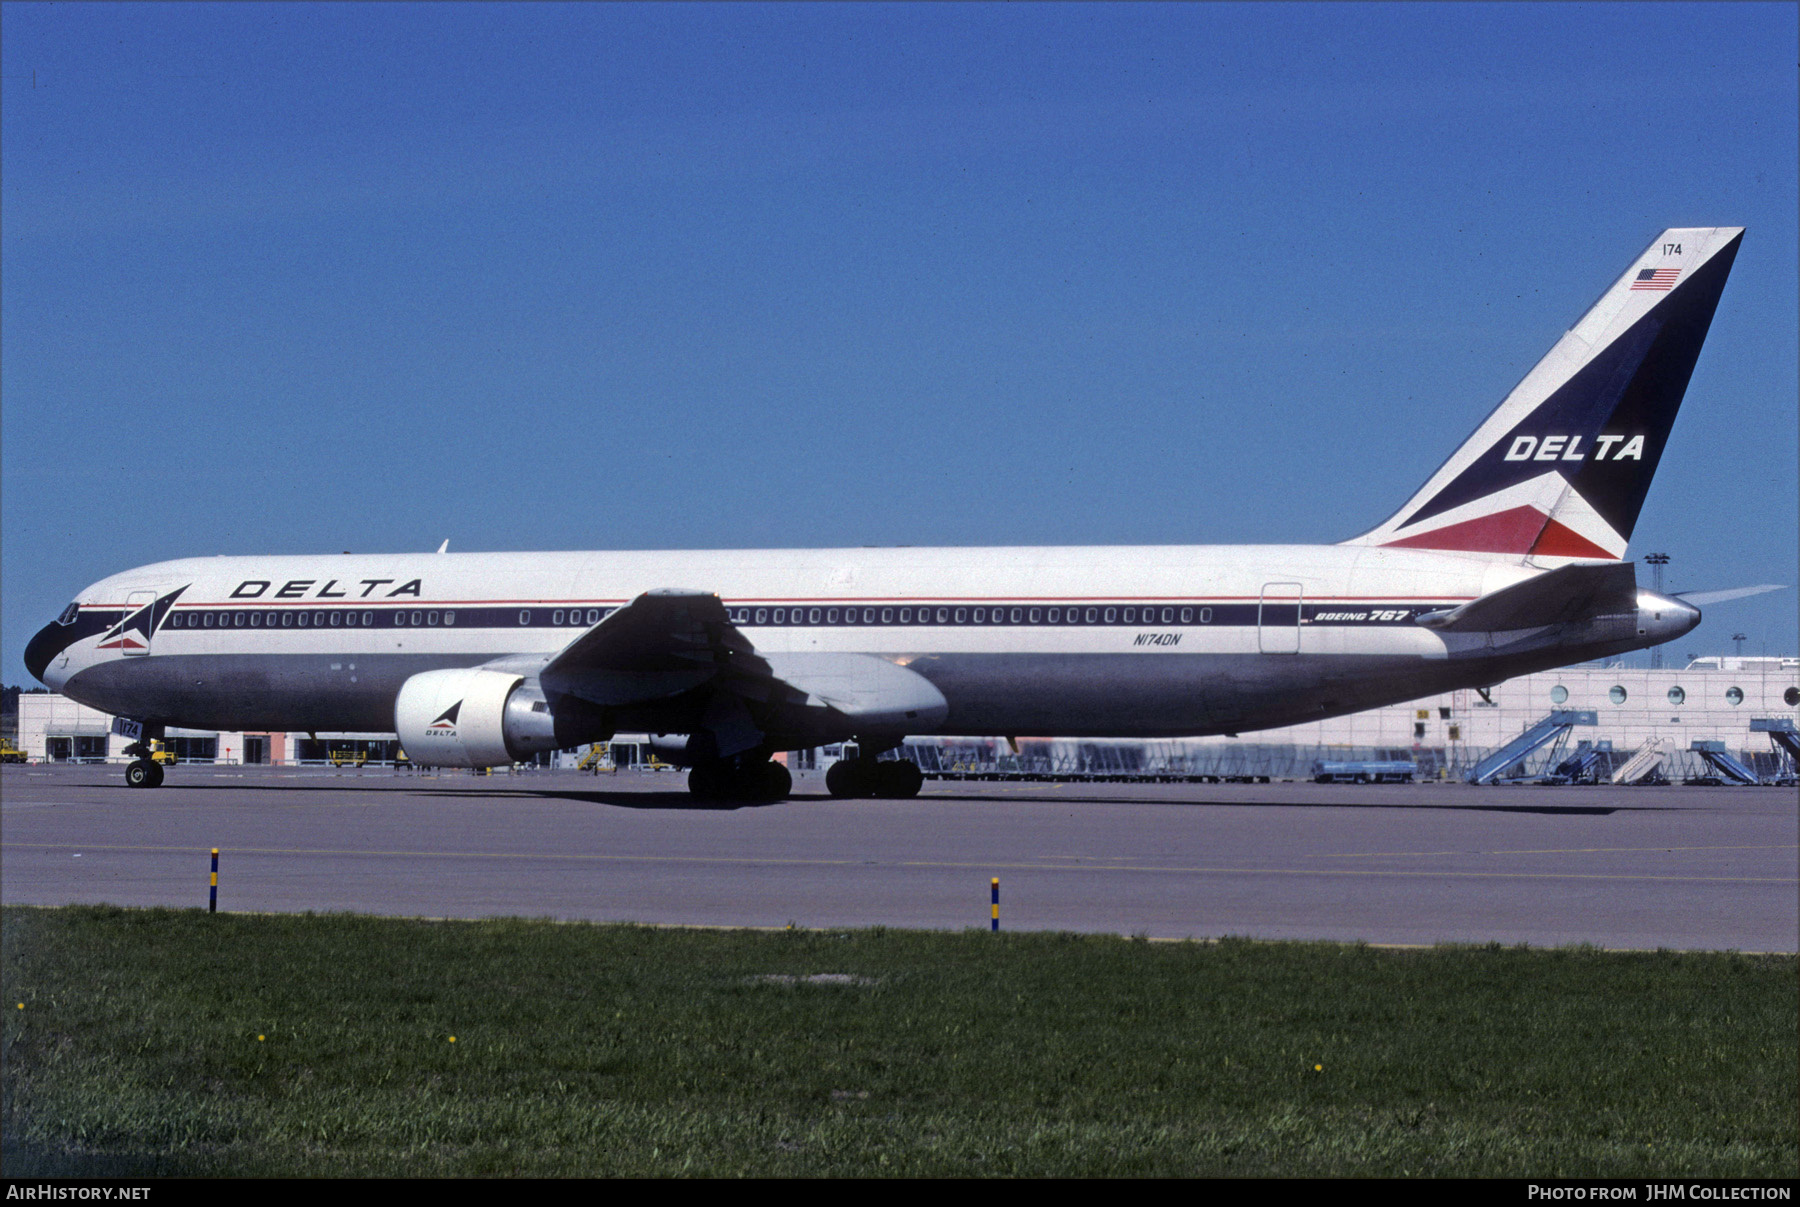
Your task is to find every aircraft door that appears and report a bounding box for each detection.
[1258,583,1303,654]
[121,590,157,657]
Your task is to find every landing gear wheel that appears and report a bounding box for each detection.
[125,759,156,789]
[687,762,726,800]
[873,760,923,798]
[756,761,792,802]
[147,761,165,788]
[689,758,792,803]
[825,759,871,798]
[828,758,922,798]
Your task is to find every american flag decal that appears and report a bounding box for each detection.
[1629,267,1680,291]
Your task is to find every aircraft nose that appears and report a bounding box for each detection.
[24,620,64,687]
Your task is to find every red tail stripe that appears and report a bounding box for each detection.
[1381,505,1618,559]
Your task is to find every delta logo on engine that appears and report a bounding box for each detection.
[427,702,461,736]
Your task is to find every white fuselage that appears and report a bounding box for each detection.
[31,543,1680,745]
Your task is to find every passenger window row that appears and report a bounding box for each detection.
[545,608,614,626]
[168,610,457,629]
[163,601,1456,632]
[725,605,1213,626]
[164,603,1222,632]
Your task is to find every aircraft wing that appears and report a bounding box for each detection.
[1415,563,1639,633]
[535,590,947,754]
[539,589,768,704]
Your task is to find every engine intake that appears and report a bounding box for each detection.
[394,668,561,768]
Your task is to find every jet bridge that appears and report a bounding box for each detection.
[1467,710,1597,785]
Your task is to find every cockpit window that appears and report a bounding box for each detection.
[57,602,81,626]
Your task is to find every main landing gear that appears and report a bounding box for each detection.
[686,755,793,803]
[825,757,923,799]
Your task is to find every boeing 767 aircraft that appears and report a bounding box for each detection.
[26,226,1743,800]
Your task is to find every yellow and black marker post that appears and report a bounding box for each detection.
[990,877,999,932]
[209,848,218,913]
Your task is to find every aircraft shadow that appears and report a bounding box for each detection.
[913,790,1629,816]
[133,780,785,811]
[48,776,1680,816]
[503,788,784,811]
[261,784,788,811]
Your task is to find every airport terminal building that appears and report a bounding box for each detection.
[938,655,1800,785]
[16,654,1798,785]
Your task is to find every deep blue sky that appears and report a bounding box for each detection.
[4,2,1796,683]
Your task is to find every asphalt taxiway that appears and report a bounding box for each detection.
[2,764,1794,950]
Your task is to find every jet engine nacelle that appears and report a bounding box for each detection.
[646,732,717,767]
[394,668,560,768]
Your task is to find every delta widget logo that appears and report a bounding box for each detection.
[97,587,188,651]
[428,702,462,735]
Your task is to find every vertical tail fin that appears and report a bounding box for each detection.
[1345,227,1743,561]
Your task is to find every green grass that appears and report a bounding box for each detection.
[2,906,1793,1176]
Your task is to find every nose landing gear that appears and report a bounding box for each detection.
[121,738,167,788]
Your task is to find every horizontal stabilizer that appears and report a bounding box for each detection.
[1673,584,1785,606]
[1416,563,1638,633]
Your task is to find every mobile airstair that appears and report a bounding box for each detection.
[1688,741,1760,786]
[1467,710,1597,785]
[1612,736,1673,785]
[1751,718,1799,763]
[1549,739,1611,784]
[1742,723,1800,787]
